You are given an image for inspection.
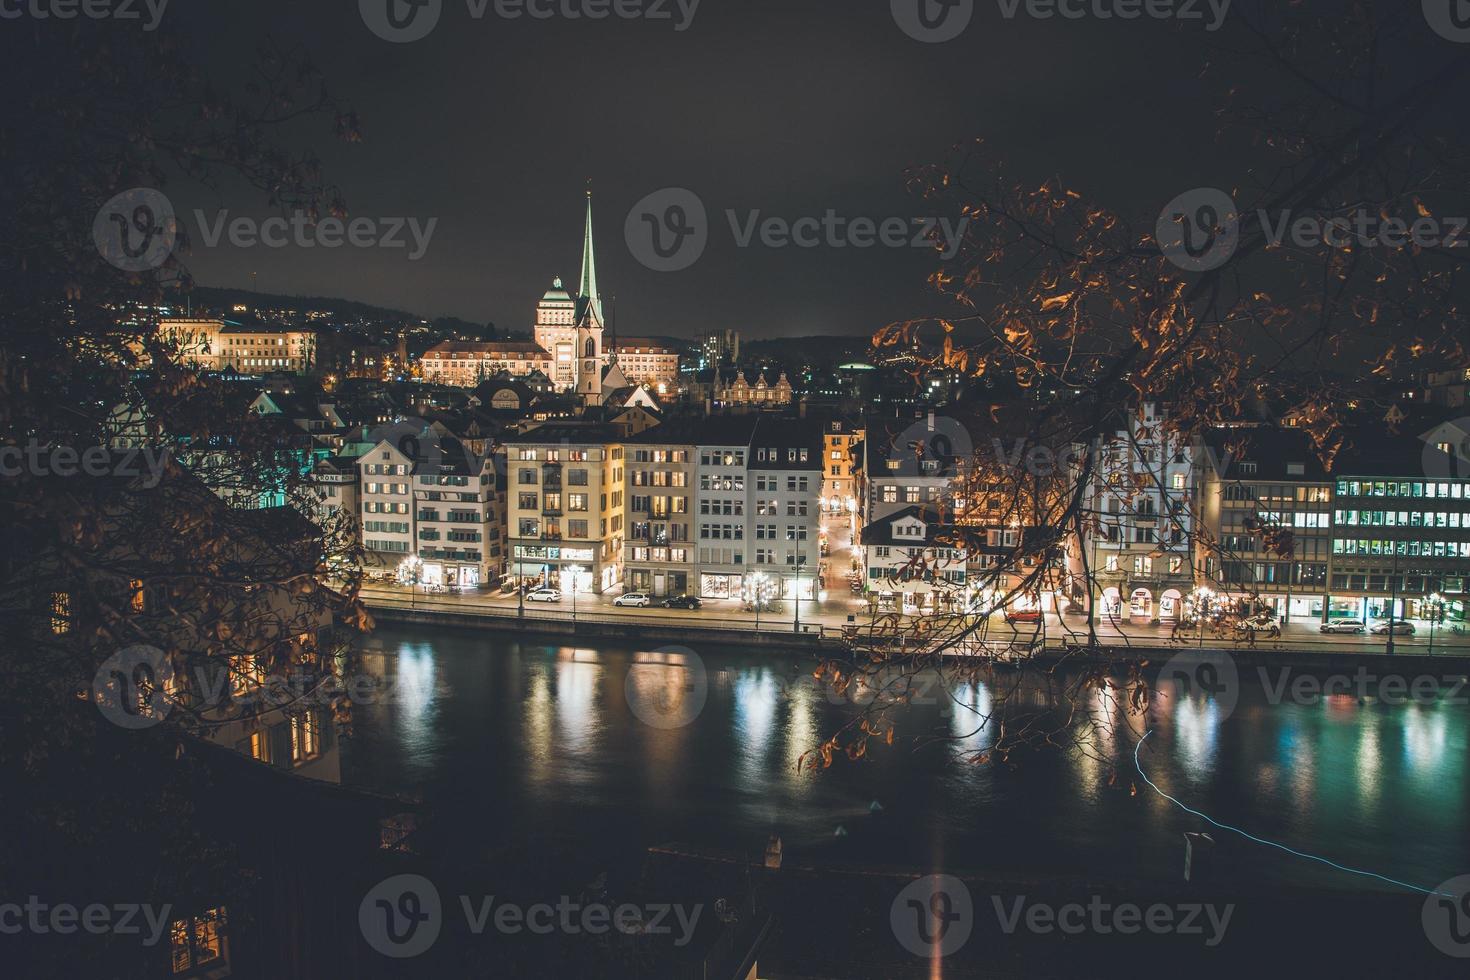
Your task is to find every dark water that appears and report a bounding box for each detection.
[343,625,1469,896]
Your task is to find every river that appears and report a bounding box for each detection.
[342,624,1468,897]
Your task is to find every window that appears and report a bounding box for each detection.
[882,486,898,503]
[170,908,227,975]
[568,493,588,511]
[50,592,70,634]
[290,713,321,764]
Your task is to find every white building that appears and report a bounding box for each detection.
[1069,402,1197,623]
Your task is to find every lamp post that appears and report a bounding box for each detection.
[793,564,805,634]
[1428,591,1444,657]
[1386,542,1401,656]
[565,564,583,625]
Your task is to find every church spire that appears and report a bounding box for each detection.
[578,186,601,324]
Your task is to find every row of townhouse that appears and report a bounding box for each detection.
[354,426,507,589]
[499,416,825,599]
[853,403,1469,626]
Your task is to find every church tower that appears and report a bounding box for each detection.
[574,189,605,407]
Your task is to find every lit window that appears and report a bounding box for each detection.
[170,908,227,974]
[50,592,70,635]
[290,713,321,764]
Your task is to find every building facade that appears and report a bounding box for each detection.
[419,341,554,385]
[159,316,316,375]
[1071,403,1196,623]
[500,423,626,594]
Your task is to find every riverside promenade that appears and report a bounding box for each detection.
[359,583,1470,673]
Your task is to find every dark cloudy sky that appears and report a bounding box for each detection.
[159,1,1437,339]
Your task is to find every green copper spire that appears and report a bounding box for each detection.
[578,188,601,324]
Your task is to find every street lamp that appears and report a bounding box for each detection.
[745,571,773,630]
[564,564,584,624]
[793,564,805,634]
[1428,591,1444,657]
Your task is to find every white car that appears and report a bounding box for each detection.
[614,592,651,607]
[1319,619,1365,634]
[526,588,562,603]
[1369,619,1415,636]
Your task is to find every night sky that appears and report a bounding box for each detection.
[167,2,1306,338]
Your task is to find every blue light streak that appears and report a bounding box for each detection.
[1134,729,1450,897]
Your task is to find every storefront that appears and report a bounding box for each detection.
[421,562,481,589]
[701,573,743,599]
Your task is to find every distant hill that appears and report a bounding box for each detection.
[180,285,422,322]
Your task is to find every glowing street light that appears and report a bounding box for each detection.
[396,554,424,608]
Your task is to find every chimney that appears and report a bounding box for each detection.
[927,410,935,433]
[704,397,712,417]
[798,398,807,419]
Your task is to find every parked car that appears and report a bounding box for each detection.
[1004,608,1042,624]
[614,592,651,607]
[1234,615,1281,637]
[1319,619,1366,634]
[526,588,562,603]
[663,594,702,610]
[1369,619,1415,635]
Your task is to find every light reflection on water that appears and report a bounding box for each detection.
[346,627,1470,892]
